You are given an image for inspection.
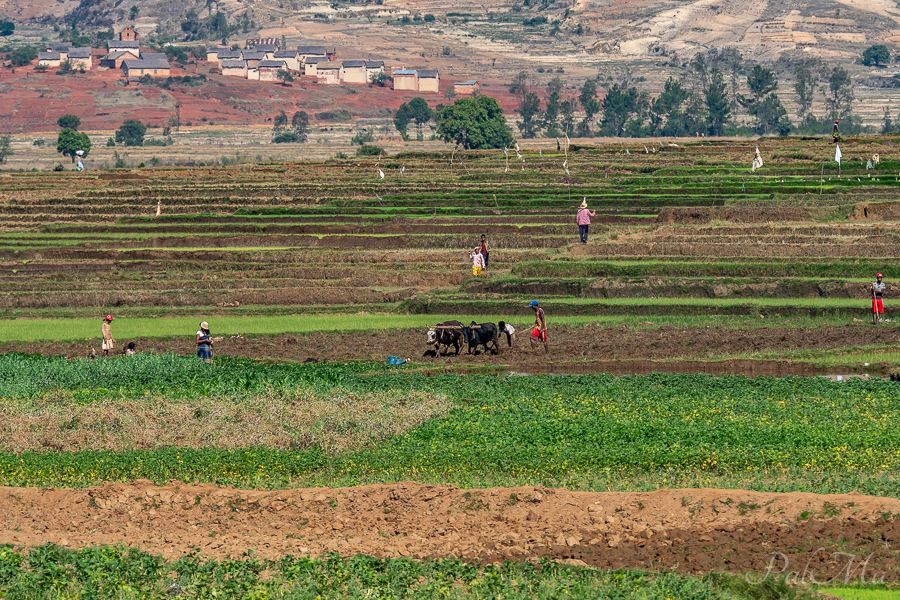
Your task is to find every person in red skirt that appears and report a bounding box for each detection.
[528,300,548,353]
[872,273,886,325]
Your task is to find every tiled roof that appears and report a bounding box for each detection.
[38,51,60,61]
[67,47,91,59]
[365,61,384,68]
[297,46,327,54]
[216,50,242,60]
[342,60,365,68]
[418,69,439,78]
[258,60,287,68]
[122,59,170,69]
[220,60,248,69]
[108,40,140,49]
[273,50,298,58]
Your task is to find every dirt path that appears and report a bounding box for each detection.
[3,323,895,377]
[3,482,899,579]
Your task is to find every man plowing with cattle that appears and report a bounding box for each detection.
[528,300,548,353]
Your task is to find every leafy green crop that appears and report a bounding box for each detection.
[2,356,900,494]
[0,544,818,600]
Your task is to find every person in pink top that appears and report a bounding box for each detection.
[576,199,596,244]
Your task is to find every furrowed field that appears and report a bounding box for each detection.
[2,137,900,598]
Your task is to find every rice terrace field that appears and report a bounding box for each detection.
[4,136,900,598]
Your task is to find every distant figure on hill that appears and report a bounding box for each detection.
[576,199,596,244]
[197,321,213,363]
[101,315,115,357]
[833,120,840,144]
[872,273,886,325]
[479,234,490,271]
[528,300,548,353]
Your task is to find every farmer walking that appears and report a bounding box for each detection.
[528,300,548,353]
[479,234,490,271]
[197,321,213,363]
[469,247,485,277]
[872,273,886,325]
[101,315,116,356]
[576,199,596,244]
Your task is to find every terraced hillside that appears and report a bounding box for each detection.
[3,136,900,375]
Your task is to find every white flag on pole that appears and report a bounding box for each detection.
[835,145,842,166]
[378,169,385,179]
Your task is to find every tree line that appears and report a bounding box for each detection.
[507,49,867,139]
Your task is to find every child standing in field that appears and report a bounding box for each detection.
[470,247,485,277]
[101,315,115,357]
[196,321,213,363]
[479,234,490,271]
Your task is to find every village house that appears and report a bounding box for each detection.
[392,69,417,91]
[417,69,440,93]
[220,59,248,78]
[37,51,62,68]
[247,66,260,81]
[297,45,327,63]
[246,44,277,60]
[342,60,367,84]
[66,47,92,70]
[365,61,385,83]
[454,80,479,95]
[119,26,139,41]
[216,50,242,63]
[206,47,229,63]
[258,59,288,82]
[122,58,170,78]
[241,51,267,69]
[315,61,342,85]
[103,49,139,69]
[303,56,327,77]
[108,40,140,52]
[272,50,301,71]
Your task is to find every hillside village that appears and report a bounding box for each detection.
[32,27,474,94]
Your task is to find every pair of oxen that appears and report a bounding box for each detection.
[425,320,499,357]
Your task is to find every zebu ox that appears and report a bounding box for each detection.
[424,320,464,357]
[462,322,500,355]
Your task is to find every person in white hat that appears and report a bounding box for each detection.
[576,199,596,244]
[196,321,213,363]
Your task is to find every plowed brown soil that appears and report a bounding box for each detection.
[1,323,892,377]
[3,482,900,578]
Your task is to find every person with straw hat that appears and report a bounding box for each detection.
[101,315,116,357]
[576,198,596,244]
[196,321,213,363]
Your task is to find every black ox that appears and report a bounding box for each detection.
[425,320,464,357]
[462,322,500,355]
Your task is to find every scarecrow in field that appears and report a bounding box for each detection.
[101,315,116,357]
[528,300,548,353]
[872,273,886,325]
[197,321,213,363]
